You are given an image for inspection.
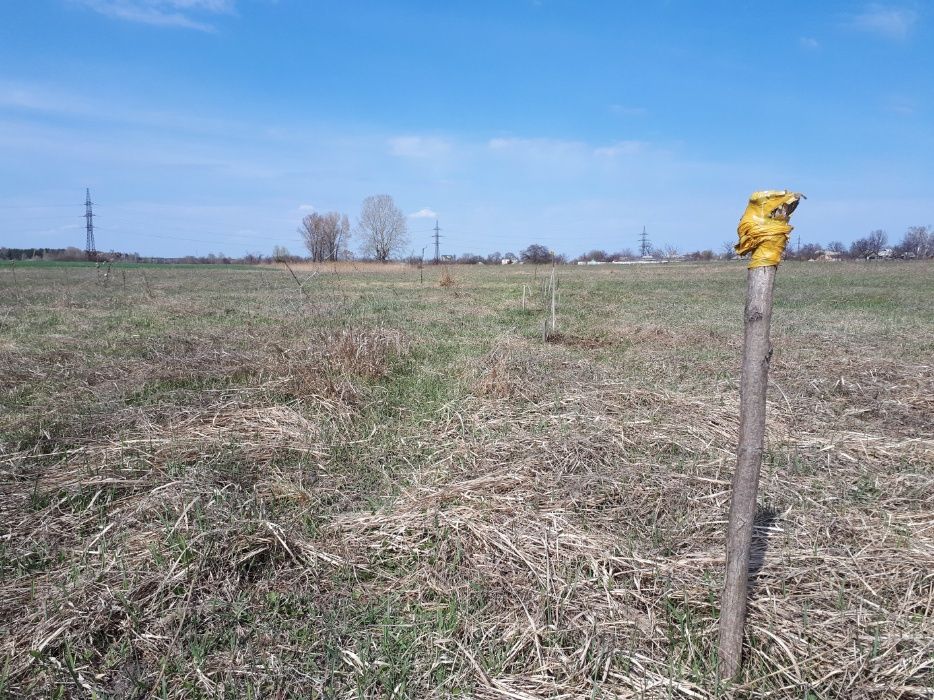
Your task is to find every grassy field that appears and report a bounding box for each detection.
[1,260,931,698]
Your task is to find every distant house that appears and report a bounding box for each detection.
[501,258,516,265]
[816,250,841,261]
[866,248,895,260]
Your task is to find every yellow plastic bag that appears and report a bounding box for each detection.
[736,190,805,268]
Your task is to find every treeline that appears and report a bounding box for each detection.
[1,247,144,262]
[6,225,929,266]
[0,246,273,265]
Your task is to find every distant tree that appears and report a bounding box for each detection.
[796,242,822,260]
[357,195,408,262]
[457,253,484,264]
[898,225,931,258]
[662,244,679,260]
[721,241,737,259]
[850,229,887,258]
[520,244,552,264]
[272,245,293,262]
[300,211,350,262]
[826,240,846,254]
[485,251,503,264]
[580,249,610,262]
[47,247,86,262]
[610,248,634,260]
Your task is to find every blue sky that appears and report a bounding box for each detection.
[1,1,932,258]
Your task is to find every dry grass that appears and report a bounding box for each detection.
[0,261,931,698]
[269,260,412,275]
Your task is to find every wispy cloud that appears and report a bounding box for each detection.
[487,136,586,157]
[609,104,648,117]
[799,36,820,49]
[73,0,236,32]
[297,203,315,212]
[593,140,645,158]
[846,4,918,40]
[388,135,452,159]
[884,95,917,116]
[409,208,437,219]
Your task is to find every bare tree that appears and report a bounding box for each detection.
[272,245,292,262]
[898,226,931,258]
[580,249,610,262]
[795,242,822,260]
[850,229,888,258]
[357,195,408,262]
[663,244,679,260]
[300,212,350,262]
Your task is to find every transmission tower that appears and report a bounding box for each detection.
[433,219,442,264]
[639,226,651,257]
[84,188,96,260]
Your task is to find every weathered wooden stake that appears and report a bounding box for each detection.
[718,190,803,680]
[549,268,557,335]
[718,264,776,678]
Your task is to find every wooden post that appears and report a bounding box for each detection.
[549,268,557,335]
[717,264,776,679]
[717,189,803,680]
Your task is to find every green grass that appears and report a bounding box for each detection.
[0,260,931,698]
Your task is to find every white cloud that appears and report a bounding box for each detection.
[297,203,315,212]
[847,4,918,40]
[488,136,649,166]
[799,36,820,49]
[609,104,648,117]
[409,208,437,219]
[388,135,452,159]
[593,140,645,158]
[885,95,916,116]
[74,0,236,31]
[488,136,587,157]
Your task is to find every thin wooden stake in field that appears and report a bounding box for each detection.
[541,261,558,341]
[549,266,557,335]
[718,190,804,680]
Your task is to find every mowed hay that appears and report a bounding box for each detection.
[330,344,932,697]
[0,262,931,697]
[0,327,411,697]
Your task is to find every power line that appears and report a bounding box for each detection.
[639,226,651,257]
[85,188,96,260]
[432,219,442,264]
